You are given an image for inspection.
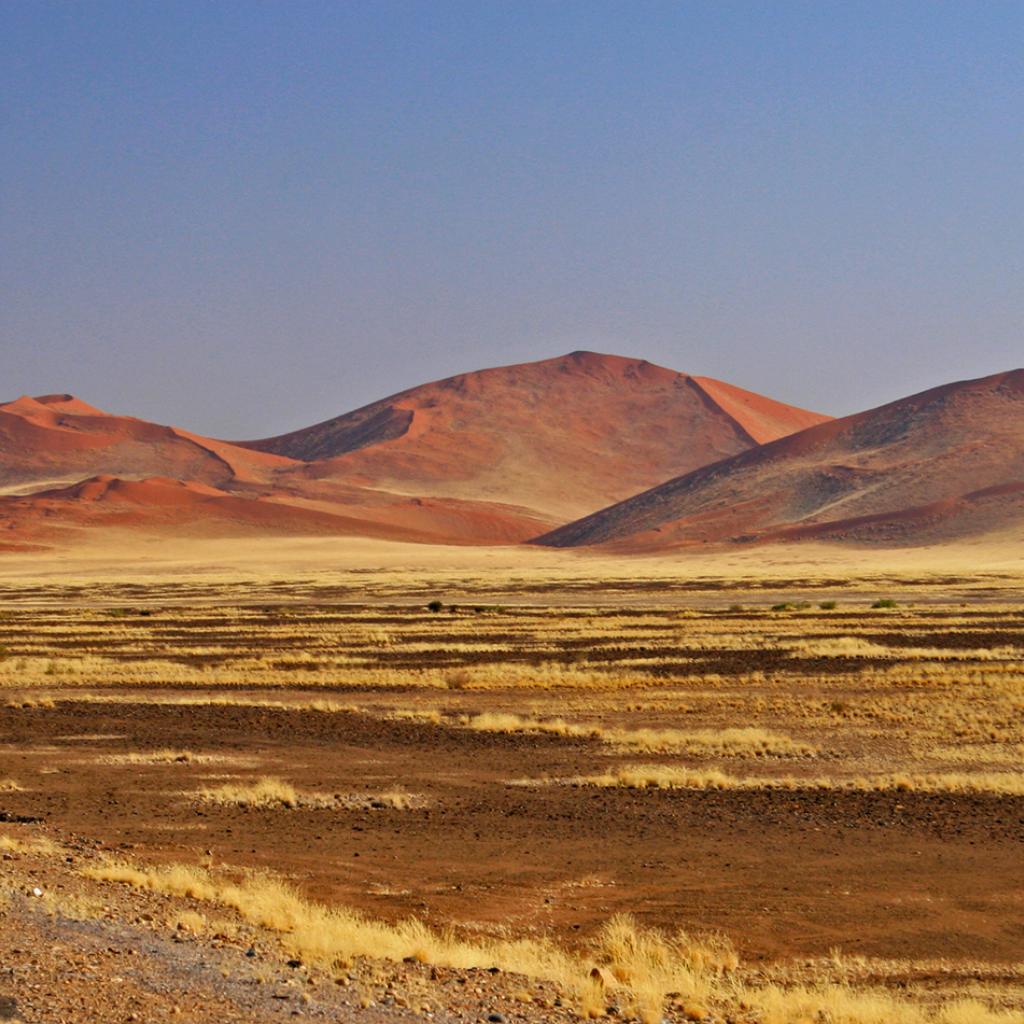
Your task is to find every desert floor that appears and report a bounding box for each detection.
[0,538,1021,1023]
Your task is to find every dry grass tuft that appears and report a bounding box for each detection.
[102,748,228,766]
[194,777,328,809]
[463,712,813,757]
[465,711,601,740]
[741,983,1024,1024]
[193,777,424,811]
[170,909,208,935]
[364,790,420,811]
[5,695,56,709]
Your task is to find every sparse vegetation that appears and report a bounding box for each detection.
[0,594,1022,1022]
[82,856,1024,1024]
[560,765,1024,795]
[463,712,814,756]
[0,834,60,855]
[100,748,239,766]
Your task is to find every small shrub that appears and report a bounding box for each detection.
[444,668,472,690]
[819,601,837,610]
[426,600,444,613]
[872,598,898,609]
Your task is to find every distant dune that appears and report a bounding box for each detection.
[0,352,826,549]
[0,393,290,492]
[0,474,441,548]
[536,369,1024,550]
[7,357,1020,556]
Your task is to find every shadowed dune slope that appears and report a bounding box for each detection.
[240,351,829,519]
[535,369,1024,549]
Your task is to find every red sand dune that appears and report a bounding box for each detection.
[0,475,447,547]
[241,351,829,520]
[0,391,554,546]
[0,394,292,493]
[536,369,1024,549]
[1,355,826,548]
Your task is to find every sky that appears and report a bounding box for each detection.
[2,1,1022,438]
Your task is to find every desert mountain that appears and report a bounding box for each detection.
[536,369,1024,549]
[241,351,830,520]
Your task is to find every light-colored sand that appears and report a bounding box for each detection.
[0,532,1020,596]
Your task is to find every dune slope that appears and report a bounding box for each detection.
[536,369,1024,549]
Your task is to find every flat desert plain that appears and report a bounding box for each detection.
[0,539,1022,1024]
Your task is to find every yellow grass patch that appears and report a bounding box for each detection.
[0,834,61,856]
[170,909,208,934]
[564,765,1024,795]
[194,777,328,809]
[82,858,1020,1024]
[100,748,244,766]
[463,712,815,757]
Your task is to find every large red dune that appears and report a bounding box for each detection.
[240,350,829,520]
[535,369,1024,549]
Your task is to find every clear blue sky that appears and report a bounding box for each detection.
[2,1,1021,437]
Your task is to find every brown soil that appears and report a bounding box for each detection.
[2,697,1021,967]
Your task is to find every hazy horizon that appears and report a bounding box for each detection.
[3,1,1022,437]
